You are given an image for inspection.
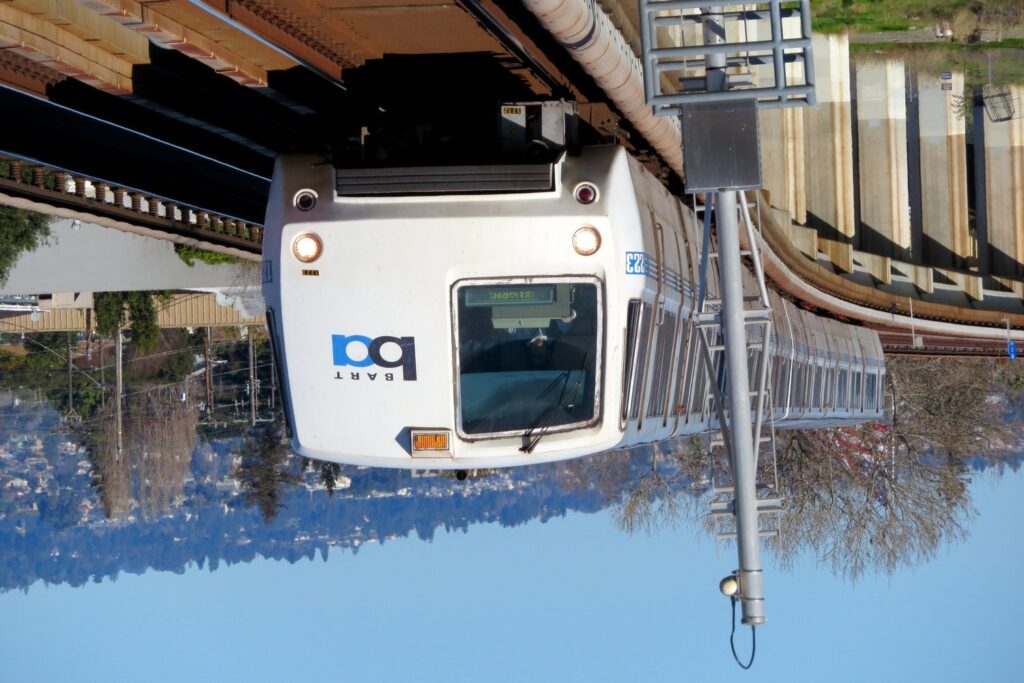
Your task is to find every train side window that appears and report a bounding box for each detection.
[621,300,642,423]
[806,364,815,407]
[822,366,830,409]
[648,311,678,417]
[812,365,823,409]
[864,372,877,411]
[852,371,863,409]
[837,369,848,409]
[811,366,819,409]
[792,364,804,410]
[789,364,798,410]
[625,301,654,421]
[747,347,761,388]
[822,364,832,409]
[774,357,789,409]
[828,365,837,409]
[688,329,710,418]
[670,319,692,419]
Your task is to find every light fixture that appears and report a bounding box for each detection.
[294,189,318,212]
[573,182,598,205]
[410,429,452,457]
[572,226,601,256]
[291,232,322,263]
[719,574,739,597]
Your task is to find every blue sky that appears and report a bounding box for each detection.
[2,471,1021,683]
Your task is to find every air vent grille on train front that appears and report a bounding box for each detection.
[335,164,553,196]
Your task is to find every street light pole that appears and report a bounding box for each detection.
[703,6,765,627]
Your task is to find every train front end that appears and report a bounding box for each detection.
[262,148,641,468]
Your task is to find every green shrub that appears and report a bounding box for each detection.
[174,244,242,267]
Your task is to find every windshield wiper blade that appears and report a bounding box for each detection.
[519,354,587,454]
[517,373,570,452]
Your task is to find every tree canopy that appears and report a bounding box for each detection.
[94,291,169,352]
[0,206,53,286]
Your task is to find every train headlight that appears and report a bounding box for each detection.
[292,232,323,263]
[293,189,318,212]
[572,226,601,256]
[573,182,598,205]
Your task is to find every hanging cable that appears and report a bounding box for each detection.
[697,193,713,311]
[730,596,757,669]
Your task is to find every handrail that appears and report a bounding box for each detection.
[0,155,263,253]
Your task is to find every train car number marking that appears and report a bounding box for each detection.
[625,252,646,275]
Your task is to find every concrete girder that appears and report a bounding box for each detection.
[0,2,136,93]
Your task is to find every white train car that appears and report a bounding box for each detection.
[262,145,884,469]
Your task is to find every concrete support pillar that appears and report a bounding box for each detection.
[805,33,855,239]
[918,72,972,270]
[855,60,911,258]
[983,84,1024,277]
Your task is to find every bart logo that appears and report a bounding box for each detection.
[331,335,417,381]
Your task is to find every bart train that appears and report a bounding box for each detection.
[262,145,885,469]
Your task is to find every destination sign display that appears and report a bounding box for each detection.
[465,285,556,307]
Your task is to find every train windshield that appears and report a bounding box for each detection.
[455,281,601,437]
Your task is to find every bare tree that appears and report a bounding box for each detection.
[605,357,995,581]
[770,425,972,581]
[90,384,197,519]
[888,356,1011,457]
[92,402,131,518]
[129,386,196,517]
[558,438,712,535]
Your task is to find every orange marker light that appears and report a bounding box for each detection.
[412,431,450,452]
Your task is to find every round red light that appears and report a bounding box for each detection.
[574,183,597,205]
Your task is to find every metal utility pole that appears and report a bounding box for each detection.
[248,328,256,426]
[204,326,213,414]
[115,329,123,459]
[269,345,277,416]
[84,309,92,360]
[66,332,74,416]
[99,336,105,407]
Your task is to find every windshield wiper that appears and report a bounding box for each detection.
[519,353,588,454]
